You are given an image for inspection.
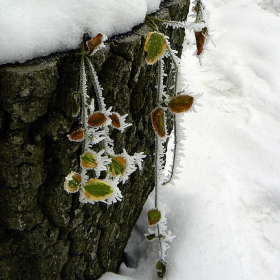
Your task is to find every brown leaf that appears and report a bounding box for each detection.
[88,112,107,127]
[86,33,103,55]
[109,113,121,128]
[195,27,208,55]
[168,94,194,113]
[151,107,166,138]
[68,128,84,142]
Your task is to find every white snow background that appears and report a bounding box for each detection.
[1,0,280,279]
[0,0,162,65]
[101,0,280,279]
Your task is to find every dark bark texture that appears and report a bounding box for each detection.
[0,1,190,279]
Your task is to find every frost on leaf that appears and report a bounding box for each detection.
[68,128,84,142]
[108,155,126,176]
[147,209,161,226]
[80,151,98,169]
[195,27,208,55]
[144,32,167,65]
[86,33,103,55]
[83,178,114,201]
[151,107,166,138]
[64,172,81,193]
[145,233,156,241]
[168,94,194,113]
[109,113,121,128]
[88,112,107,127]
[156,260,166,279]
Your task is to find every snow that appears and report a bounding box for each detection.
[99,0,280,279]
[0,0,162,65]
[1,0,280,279]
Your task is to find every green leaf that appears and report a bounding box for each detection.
[151,107,166,138]
[108,155,126,176]
[81,152,97,169]
[144,32,167,65]
[84,179,114,201]
[147,209,161,225]
[156,260,166,278]
[168,94,194,113]
[145,233,156,241]
[64,172,81,193]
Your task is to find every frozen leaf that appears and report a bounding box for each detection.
[68,128,84,142]
[64,172,81,193]
[147,209,161,225]
[83,178,114,201]
[109,113,121,128]
[156,260,166,278]
[168,94,194,113]
[81,152,97,169]
[145,233,156,241]
[151,107,166,137]
[108,155,126,176]
[195,27,208,55]
[144,32,167,65]
[86,33,103,55]
[88,112,107,127]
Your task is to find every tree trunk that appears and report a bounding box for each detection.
[0,1,190,279]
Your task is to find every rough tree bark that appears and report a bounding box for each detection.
[0,1,190,279]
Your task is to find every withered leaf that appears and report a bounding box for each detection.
[88,112,107,127]
[151,107,166,138]
[109,113,121,128]
[168,94,194,113]
[68,128,84,142]
[195,27,208,56]
[86,33,103,55]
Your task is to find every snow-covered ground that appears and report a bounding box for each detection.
[101,0,280,279]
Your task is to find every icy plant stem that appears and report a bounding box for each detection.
[166,45,179,96]
[145,16,159,31]
[196,0,203,23]
[163,114,177,186]
[85,56,105,111]
[155,135,159,209]
[80,46,87,130]
[79,47,89,179]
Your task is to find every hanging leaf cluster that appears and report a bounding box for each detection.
[143,0,210,276]
[64,34,145,204]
